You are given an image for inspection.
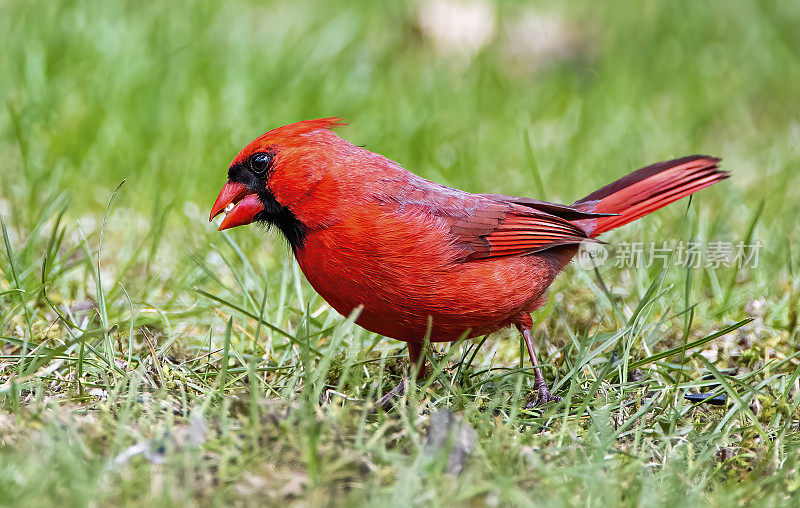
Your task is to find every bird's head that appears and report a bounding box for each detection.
[209,117,347,249]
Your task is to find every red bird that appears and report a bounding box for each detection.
[210,118,728,406]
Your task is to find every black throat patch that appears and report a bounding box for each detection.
[254,189,307,251]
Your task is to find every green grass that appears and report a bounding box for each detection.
[2,0,800,505]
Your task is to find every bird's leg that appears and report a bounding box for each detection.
[520,326,561,407]
[376,341,426,410]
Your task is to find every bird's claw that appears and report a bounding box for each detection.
[525,388,562,409]
[373,379,407,412]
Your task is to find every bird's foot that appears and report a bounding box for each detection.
[373,379,407,412]
[525,387,562,409]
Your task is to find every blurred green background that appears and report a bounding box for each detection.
[3,0,798,215]
[1,0,800,504]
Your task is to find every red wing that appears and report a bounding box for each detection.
[376,180,598,262]
[454,209,590,261]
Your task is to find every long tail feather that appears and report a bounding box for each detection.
[575,155,728,237]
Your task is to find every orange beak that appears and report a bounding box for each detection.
[209,181,265,231]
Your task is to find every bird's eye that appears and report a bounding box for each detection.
[249,152,272,174]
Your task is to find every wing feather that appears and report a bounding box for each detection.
[376,179,593,262]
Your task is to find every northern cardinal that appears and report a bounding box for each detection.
[210,118,728,406]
